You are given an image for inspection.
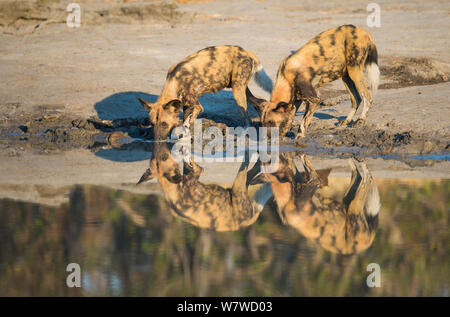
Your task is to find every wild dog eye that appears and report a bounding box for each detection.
[279,121,288,133]
[267,120,275,126]
[161,122,169,130]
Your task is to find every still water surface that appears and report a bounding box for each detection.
[0,146,448,296]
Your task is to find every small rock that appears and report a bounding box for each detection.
[422,140,436,153]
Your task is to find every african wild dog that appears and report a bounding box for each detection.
[260,25,379,140]
[252,153,380,254]
[137,45,273,140]
[136,143,271,231]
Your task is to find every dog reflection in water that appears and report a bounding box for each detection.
[252,153,380,254]
[137,143,272,231]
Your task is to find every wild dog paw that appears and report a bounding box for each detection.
[295,134,307,147]
[337,119,348,127]
[242,118,252,128]
[180,145,192,165]
[183,114,193,129]
[298,153,306,163]
[295,140,307,148]
[296,131,306,139]
[352,118,365,128]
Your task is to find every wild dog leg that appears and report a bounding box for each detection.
[232,57,254,127]
[357,161,380,217]
[232,84,252,127]
[232,159,249,195]
[246,88,267,117]
[343,158,372,214]
[299,99,320,139]
[295,78,320,139]
[183,100,204,128]
[183,156,203,178]
[338,73,362,127]
[231,151,253,215]
[299,154,320,183]
[347,66,373,127]
[343,158,360,208]
[246,159,262,187]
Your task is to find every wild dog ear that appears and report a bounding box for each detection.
[163,169,183,184]
[276,208,288,225]
[274,102,294,113]
[249,173,267,185]
[163,99,182,113]
[317,168,332,187]
[136,168,154,185]
[254,100,270,116]
[137,97,154,113]
[247,94,269,115]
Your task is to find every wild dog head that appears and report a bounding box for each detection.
[136,142,183,186]
[137,98,182,141]
[261,101,296,138]
[137,143,264,232]
[252,153,380,254]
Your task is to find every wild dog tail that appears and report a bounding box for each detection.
[239,182,272,227]
[364,179,380,233]
[364,179,381,217]
[251,182,273,213]
[365,43,380,94]
[253,63,273,93]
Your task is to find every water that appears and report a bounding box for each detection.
[0,145,448,297]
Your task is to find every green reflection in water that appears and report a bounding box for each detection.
[0,179,448,296]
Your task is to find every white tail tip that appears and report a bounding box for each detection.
[254,65,273,93]
[366,63,380,94]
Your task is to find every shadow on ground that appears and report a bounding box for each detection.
[93,90,261,126]
[295,111,344,121]
[91,91,346,163]
[92,90,259,163]
[94,91,157,121]
[94,142,154,163]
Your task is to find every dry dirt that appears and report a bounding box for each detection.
[0,0,449,192]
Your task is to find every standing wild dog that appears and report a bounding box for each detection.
[260,25,379,140]
[137,45,273,140]
[252,153,380,254]
[136,143,271,231]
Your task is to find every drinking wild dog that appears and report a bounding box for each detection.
[137,45,273,140]
[252,153,380,254]
[260,25,379,140]
[136,143,272,231]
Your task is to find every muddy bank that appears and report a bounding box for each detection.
[0,0,185,34]
[300,125,448,159]
[0,51,450,155]
[1,52,448,157]
[0,142,448,209]
[1,105,448,163]
[380,56,450,89]
[1,83,449,159]
[0,0,449,161]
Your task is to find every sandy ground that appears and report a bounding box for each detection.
[0,146,448,206]
[0,0,449,205]
[1,0,449,148]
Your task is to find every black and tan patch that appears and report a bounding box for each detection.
[260,153,379,255]
[144,45,264,139]
[262,25,378,138]
[139,143,262,232]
